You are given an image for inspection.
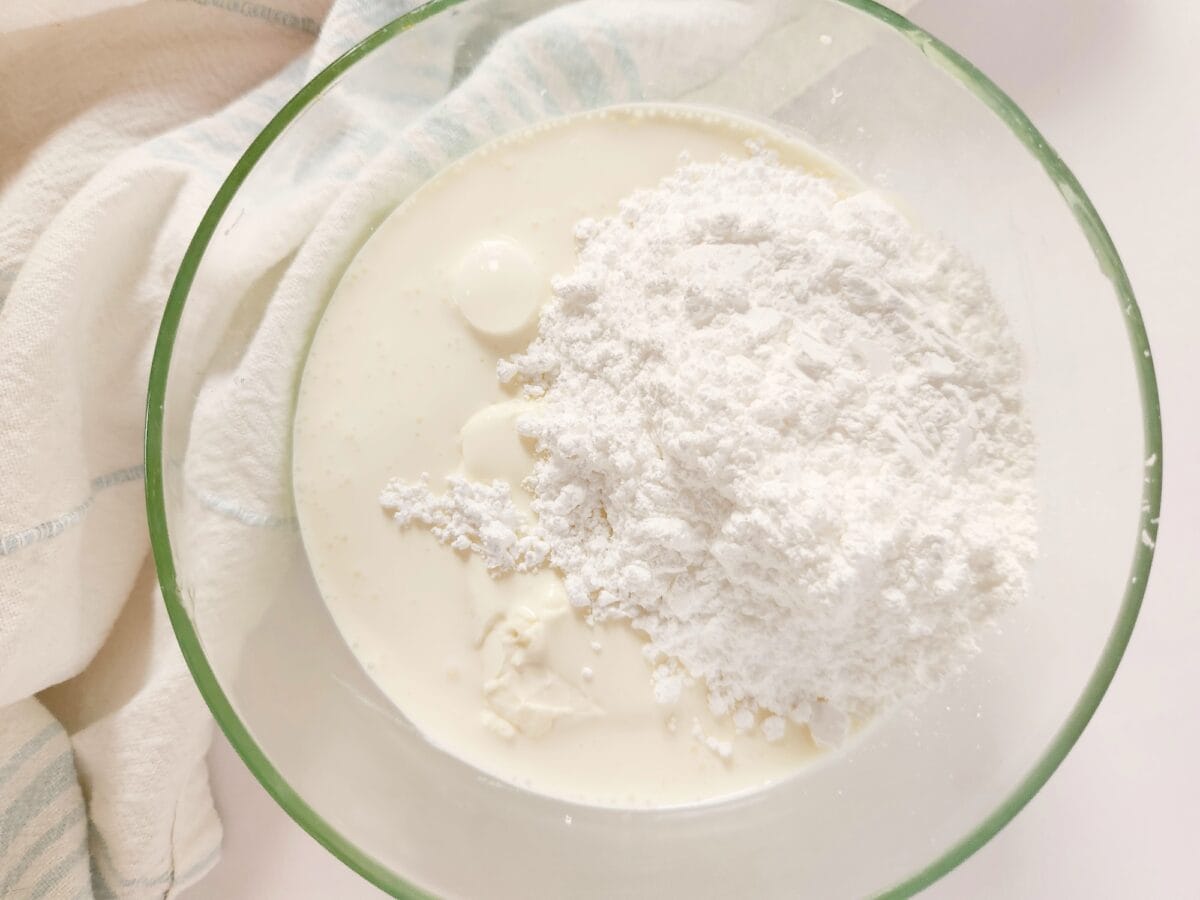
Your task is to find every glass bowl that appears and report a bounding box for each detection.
[146,1,1162,896]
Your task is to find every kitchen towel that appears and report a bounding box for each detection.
[0,2,407,896]
[0,0,915,896]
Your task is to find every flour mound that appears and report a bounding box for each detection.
[384,149,1036,744]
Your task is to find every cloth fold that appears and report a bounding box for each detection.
[1,1,403,896]
[1,0,915,896]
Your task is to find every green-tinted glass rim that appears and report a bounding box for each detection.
[144,1,1163,897]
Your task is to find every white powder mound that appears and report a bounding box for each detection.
[383,148,1036,746]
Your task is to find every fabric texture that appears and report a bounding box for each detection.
[0,2,406,896]
[0,0,914,896]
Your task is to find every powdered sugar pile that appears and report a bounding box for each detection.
[382,148,1036,747]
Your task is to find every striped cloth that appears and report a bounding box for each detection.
[1,0,914,896]
[0,2,410,896]
[0,707,90,898]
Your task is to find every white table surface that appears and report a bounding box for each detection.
[184,0,1200,896]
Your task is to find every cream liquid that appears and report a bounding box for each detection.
[293,106,854,807]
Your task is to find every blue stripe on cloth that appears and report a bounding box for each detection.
[176,0,321,35]
[515,55,560,115]
[470,86,505,135]
[89,821,221,894]
[0,805,84,896]
[424,113,474,155]
[496,74,536,123]
[0,263,17,311]
[90,465,145,491]
[541,29,609,107]
[0,723,61,788]
[0,464,144,557]
[175,843,223,886]
[0,750,76,858]
[193,488,297,529]
[28,833,88,900]
[596,18,642,100]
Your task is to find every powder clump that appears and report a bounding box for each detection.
[381,148,1036,744]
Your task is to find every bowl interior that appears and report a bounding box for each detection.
[148,1,1160,897]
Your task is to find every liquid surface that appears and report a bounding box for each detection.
[293,106,852,807]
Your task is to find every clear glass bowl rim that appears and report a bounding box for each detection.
[144,1,1164,896]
